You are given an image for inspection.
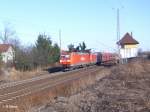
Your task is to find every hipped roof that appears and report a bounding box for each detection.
[117,33,139,45]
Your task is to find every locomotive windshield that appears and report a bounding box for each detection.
[61,55,70,59]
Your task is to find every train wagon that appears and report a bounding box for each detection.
[90,53,97,64]
[98,52,119,65]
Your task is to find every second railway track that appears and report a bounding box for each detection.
[0,65,103,105]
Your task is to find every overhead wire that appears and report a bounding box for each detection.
[94,40,117,52]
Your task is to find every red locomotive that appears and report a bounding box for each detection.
[60,50,118,69]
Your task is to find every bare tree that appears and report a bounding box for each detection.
[0,22,16,44]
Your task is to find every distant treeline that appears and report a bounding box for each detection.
[67,42,90,52]
[0,31,60,71]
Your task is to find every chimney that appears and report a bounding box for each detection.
[131,32,133,37]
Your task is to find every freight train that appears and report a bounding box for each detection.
[60,51,118,70]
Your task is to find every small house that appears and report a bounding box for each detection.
[117,33,139,59]
[0,44,15,63]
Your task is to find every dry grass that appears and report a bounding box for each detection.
[41,59,150,112]
[0,67,48,82]
[0,63,61,82]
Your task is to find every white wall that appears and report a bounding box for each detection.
[1,47,15,63]
[120,48,138,59]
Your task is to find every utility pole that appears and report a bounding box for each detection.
[59,29,61,58]
[117,8,120,44]
[117,8,121,63]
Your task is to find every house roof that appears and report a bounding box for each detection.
[117,33,139,45]
[0,44,12,53]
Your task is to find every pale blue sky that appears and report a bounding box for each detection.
[0,0,149,51]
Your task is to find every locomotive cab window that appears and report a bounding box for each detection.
[61,55,70,59]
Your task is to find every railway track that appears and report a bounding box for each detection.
[0,65,102,108]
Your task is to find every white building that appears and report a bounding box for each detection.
[0,44,15,63]
[117,33,139,59]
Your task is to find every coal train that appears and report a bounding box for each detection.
[60,51,119,70]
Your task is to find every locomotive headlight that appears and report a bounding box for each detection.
[67,60,71,62]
